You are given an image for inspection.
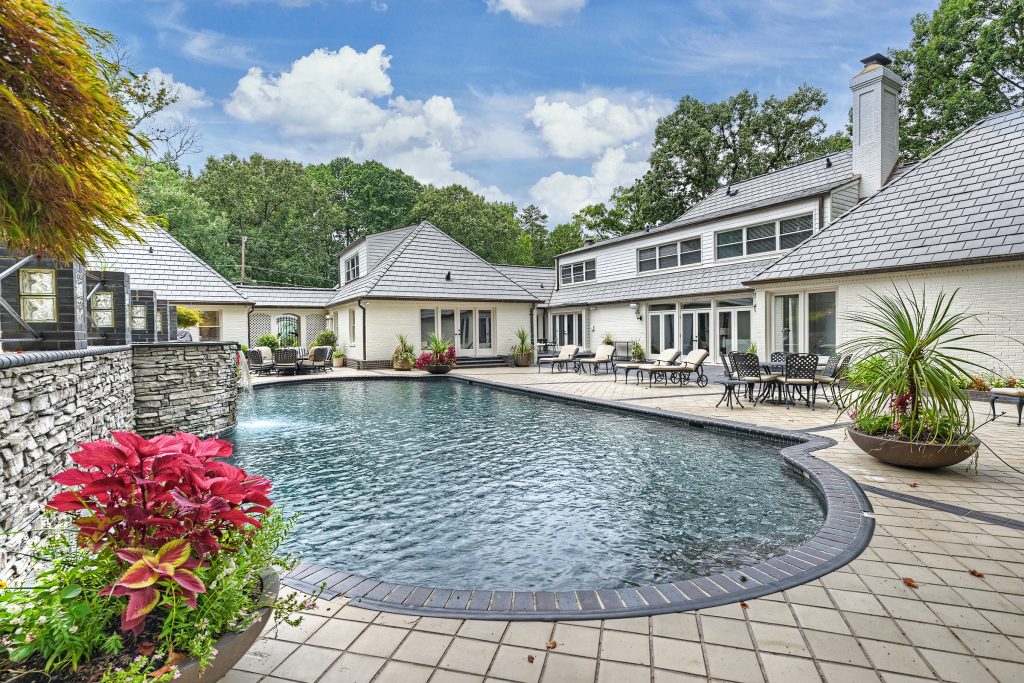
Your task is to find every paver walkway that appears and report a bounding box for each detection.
[234,367,1024,683]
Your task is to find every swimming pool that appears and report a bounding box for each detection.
[232,379,828,593]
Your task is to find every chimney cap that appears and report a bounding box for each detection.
[861,53,892,67]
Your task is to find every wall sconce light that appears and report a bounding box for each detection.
[628,302,642,321]
[19,268,57,322]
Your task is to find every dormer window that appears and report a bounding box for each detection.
[344,254,360,283]
[560,259,595,285]
[637,237,701,273]
[715,214,814,260]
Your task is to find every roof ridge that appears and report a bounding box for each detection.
[747,108,1021,284]
[360,222,427,296]
[708,148,853,195]
[418,222,539,299]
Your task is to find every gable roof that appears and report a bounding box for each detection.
[545,258,774,308]
[88,225,249,305]
[749,108,1024,284]
[237,285,337,308]
[327,222,549,306]
[558,150,856,258]
[494,264,556,299]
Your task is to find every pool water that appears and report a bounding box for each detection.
[231,380,825,591]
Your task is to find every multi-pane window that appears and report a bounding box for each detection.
[348,309,356,345]
[638,237,701,272]
[344,254,360,283]
[198,310,221,341]
[560,259,595,284]
[715,213,815,259]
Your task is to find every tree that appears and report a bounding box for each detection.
[890,0,1024,161]
[539,219,585,266]
[625,85,849,229]
[193,154,337,287]
[408,184,531,265]
[308,158,422,245]
[517,204,549,264]
[0,0,142,261]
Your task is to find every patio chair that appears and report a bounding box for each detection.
[814,354,846,404]
[633,348,682,385]
[990,387,1024,426]
[771,352,789,363]
[643,348,710,387]
[537,345,580,373]
[731,352,779,405]
[246,348,274,375]
[273,348,299,375]
[577,345,615,374]
[300,346,330,373]
[781,353,820,409]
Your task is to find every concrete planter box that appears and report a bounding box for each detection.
[847,426,979,469]
[176,571,279,683]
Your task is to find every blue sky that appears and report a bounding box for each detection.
[69,0,934,223]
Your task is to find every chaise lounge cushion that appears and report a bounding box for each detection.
[991,388,1024,397]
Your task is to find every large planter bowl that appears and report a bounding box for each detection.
[392,359,414,371]
[512,354,532,367]
[176,571,280,682]
[847,427,980,469]
[425,364,452,375]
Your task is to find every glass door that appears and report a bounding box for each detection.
[680,311,710,356]
[716,309,753,362]
[551,312,584,347]
[458,309,475,356]
[440,308,456,345]
[477,309,493,354]
[648,305,676,356]
[718,311,733,363]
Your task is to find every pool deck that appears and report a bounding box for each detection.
[230,367,1024,683]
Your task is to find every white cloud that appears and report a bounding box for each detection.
[485,0,586,25]
[529,144,648,222]
[224,44,509,201]
[144,68,211,112]
[527,93,668,158]
[157,2,258,68]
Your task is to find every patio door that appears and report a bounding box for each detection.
[681,311,710,356]
[457,309,476,357]
[648,305,676,356]
[551,312,584,347]
[717,309,753,362]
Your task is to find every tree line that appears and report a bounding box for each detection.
[134,0,1022,287]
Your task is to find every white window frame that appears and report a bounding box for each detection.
[637,237,702,273]
[559,259,596,285]
[348,309,357,346]
[344,254,361,283]
[714,213,815,261]
[768,289,838,359]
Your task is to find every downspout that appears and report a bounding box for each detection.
[245,302,255,346]
[357,299,367,363]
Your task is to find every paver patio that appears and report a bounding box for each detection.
[234,367,1024,682]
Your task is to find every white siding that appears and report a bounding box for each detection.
[587,305,645,350]
[327,305,363,359]
[248,307,330,347]
[179,304,249,346]
[556,198,822,290]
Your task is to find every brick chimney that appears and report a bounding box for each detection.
[850,53,902,198]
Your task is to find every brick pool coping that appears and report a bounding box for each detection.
[248,373,875,620]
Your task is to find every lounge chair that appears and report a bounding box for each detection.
[577,345,615,374]
[537,344,580,373]
[990,387,1024,426]
[273,348,299,375]
[642,348,710,387]
[632,348,681,385]
[246,347,274,375]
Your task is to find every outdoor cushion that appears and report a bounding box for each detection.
[680,349,708,366]
[784,378,815,385]
[991,388,1024,396]
[816,375,840,384]
[551,344,579,361]
[741,374,779,382]
[581,344,615,362]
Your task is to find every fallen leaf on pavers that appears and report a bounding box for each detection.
[902,577,919,588]
[740,602,750,609]
[546,640,557,650]
[527,655,535,663]
[968,569,985,578]
[909,482,918,488]
[136,642,155,656]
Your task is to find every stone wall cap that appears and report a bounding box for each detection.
[0,346,131,370]
[131,342,239,349]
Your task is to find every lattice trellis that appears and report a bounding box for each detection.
[249,313,271,344]
[305,313,326,342]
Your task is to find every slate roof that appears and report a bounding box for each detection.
[544,258,775,308]
[494,265,556,300]
[89,226,249,305]
[559,150,856,257]
[237,285,337,308]
[327,222,549,306]
[749,108,1024,284]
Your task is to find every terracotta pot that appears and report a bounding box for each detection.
[332,357,346,368]
[847,426,979,469]
[425,364,452,374]
[392,359,414,371]
[175,571,279,682]
[512,354,532,367]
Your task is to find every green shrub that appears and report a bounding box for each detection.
[255,334,280,350]
[176,306,203,329]
[601,333,614,346]
[279,334,298,348]
[313,330,338,348]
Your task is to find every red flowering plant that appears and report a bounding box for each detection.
[0,431,313,680]
[415,333,457,368]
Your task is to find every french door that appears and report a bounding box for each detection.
[717,309,753,362]
[648,305,676,356]
[551,312,584,347]
[681,311,710,356]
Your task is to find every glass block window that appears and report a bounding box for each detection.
[19,269,57,322]
[91,291,114,328]
[131,304,147,330]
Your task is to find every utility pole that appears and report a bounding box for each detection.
[240,236,248,285]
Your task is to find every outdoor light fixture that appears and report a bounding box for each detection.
[445,271,451,281]
[629,302,642,320]
[19,268,57,322]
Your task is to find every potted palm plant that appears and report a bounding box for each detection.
[841,287,991,469]
[332,348,347,368]
[392,334,416,371]
[630,341,646,362]
[416,333,457,374]
[510,328,534,367]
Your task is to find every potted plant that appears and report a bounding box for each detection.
[392,334,416,370]
[416,333,457,374]
[0,432,314,682]
[313,330,338,350]
[840,287,991,469]
[602,333,614,346]
[630,341,646,362]
[510,328,534,367]
[332,348,347,368]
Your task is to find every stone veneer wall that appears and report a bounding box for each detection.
[131,342,239,438]
[0,347,135,578]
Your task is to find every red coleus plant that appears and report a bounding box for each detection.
[414,345,457,369]
[47,431,273,634]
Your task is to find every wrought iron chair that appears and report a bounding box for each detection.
[537,344,580,373]
[577,345,615,374]
[273,348,299,375]
[246,348,274,375]
[771,352,789,363]
[782,353,820,409]
[814,354,843,404]
[732,352,780,405]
